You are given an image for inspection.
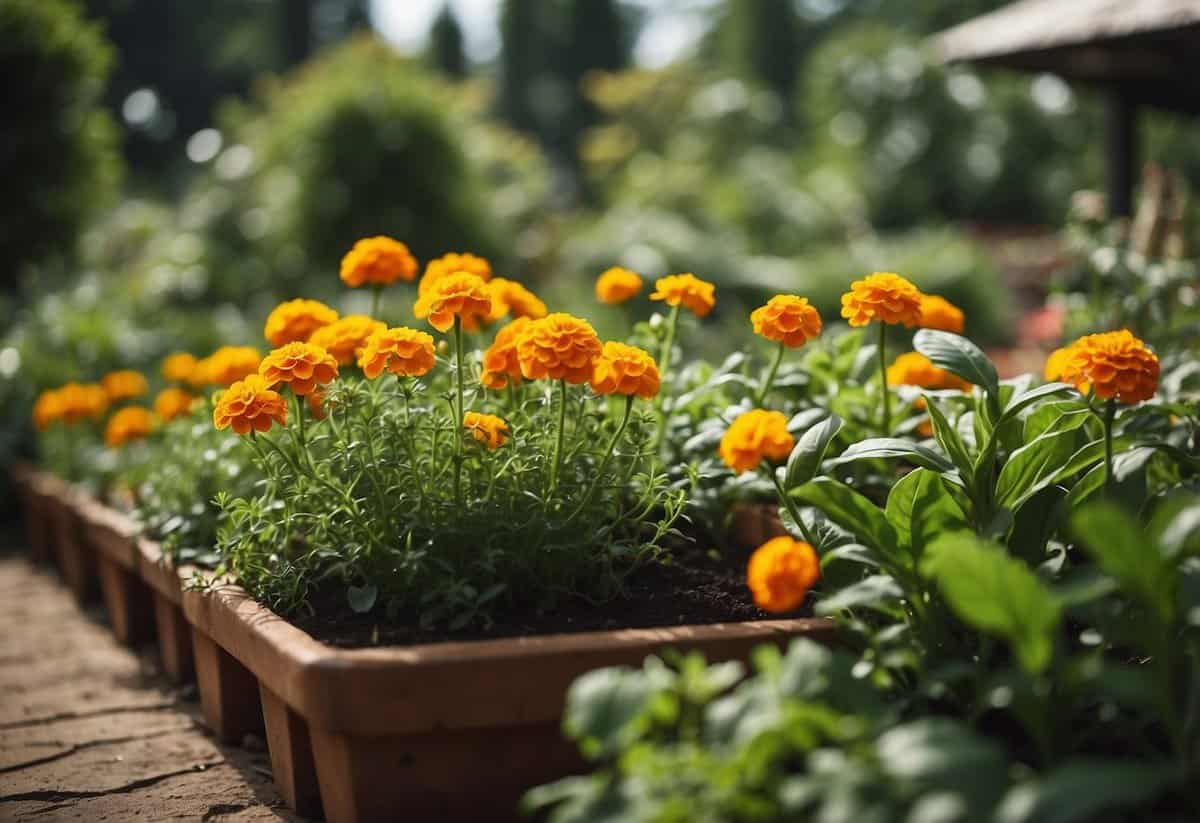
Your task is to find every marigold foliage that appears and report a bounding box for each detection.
[747,536,820,613]
[308,315,387,366]
[154,388,198,422]
[719,409,795,474]
[101,370,148,402]
[481,317,532,389]
[516,313,603,384]
[840,272,922,327]
[595,267,643,304]
[751,295,823,347]
[357,327,437,379]
[464,411,510,449]
[263,299,339,347]
[591,342,660,399]
[1061,329,1159,404]
[259,342,340,395]
[161,352,199,384]
[650,273,716,318]
[887,352,971,392]
[213,374,288,435]
[413,272,494,333]
[105,405,155,447]
[918,293,965,334]
[339,236,418,288]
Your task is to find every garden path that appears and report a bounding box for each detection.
[0,546,305,822]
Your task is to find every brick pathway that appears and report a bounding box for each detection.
[0,548,305,822]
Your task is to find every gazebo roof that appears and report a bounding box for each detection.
[934,0,1200,114]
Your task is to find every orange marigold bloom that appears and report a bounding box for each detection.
[487,278,547,322]
[516,313,603,384]
[480,317,532,390]
[101,370,148,402]
[719,409,795,474]
[887,352,971,392]
[464,411,510,450]
[840,272,922,328]
[751,295,823,347]
[33,389,64,431]
[1044,345,1075,382]
[418,252,493,296]
[918,294,965,334]
[591,341,660,399]
[213,375,288,435]
[595,267,643,304]
[52,382,109,424]
[200,346,262,387]
[105,406,155,447]
[154,387,198,422]
[161,352,198,383]
[307,388,329,421]
[339,236,418,288]
[259,342,339,395]
[308,315,387,366]
[413,272,493,333]
[357,326,436,379]
[747,536,820,613]
[650,273,716,318]
[1061,329,1159,404]
[263,299,339,347]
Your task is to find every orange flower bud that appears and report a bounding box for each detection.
[747,536,820,613]
[464,411,510,450]
[595,267,643,304]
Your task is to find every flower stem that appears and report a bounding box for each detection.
[658,304,680,380]
[757,342,785,406]
[370,285,383,320]
[453,317,466,507]
[570,395,634,520]
[549,378,568,498]
[767,465,819,549]
[878,322,891,435]
[1103,398,1117,496]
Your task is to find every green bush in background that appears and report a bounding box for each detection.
[0,0,122,291]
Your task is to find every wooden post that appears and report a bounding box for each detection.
[1106,87,1138,218]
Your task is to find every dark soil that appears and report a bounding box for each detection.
[292,537,787,649]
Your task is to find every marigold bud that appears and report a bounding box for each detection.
[747,536,819,613]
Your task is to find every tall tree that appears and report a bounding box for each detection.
[562,0,627,137]
[720,0,799,118]
[498,0,550,137]
[428,3,466,78]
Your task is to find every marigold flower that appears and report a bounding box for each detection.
[259,342,339,395]
[751,295,823,347]
[199,346,262,387]
[516,313,603,384]
[887,352,971,392]
[357,326,436,379]
[591,341,660,399]
[52,382,108,424]
[650,273,716,318]
[413,272,494,333]
[263,299,339,347]
[480,317,532,390]
[105,406,155,447]
[161,352,198,383]
[154,387,198,422]
[487,278,547,322]
[1044,345,1075,382]
[418,252,492,296]
[918,294,965,334]
[307,388,329,421]
[339,236,418,288]
[595,267,643,304]
[1061,329,1159,404]
[101,370,148,402]
[747,536,820,613]
[464,411,510,450]
[33,389,63,431]
[719,409,795,474]
[213,374,288,435]
[840,272,922,327]
[307,315,387,366]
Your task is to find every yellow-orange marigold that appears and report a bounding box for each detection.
[339,236,418,288]
[101,370,148,402]
[650,273,716,318]
[1061,329,1159,404]
[751,295,823,347]
[307,315,387,366]
[161,352,198,383]
[105,406,155,447]
[259,342,339,395]
[480,317,532,390]
[357,327,436,379]
[464,411,510,450]
[154,388,198,422]
[51,382,108,424]
[591,341,660,399]
[840,272,922,328]
[887,352,971,392]
[213,375,288,435]
[32,389,63,431]
[413,272,493,333]
[487,278,547,322]
[1044,345,1075,382]
[595,267,643,304]
[515,313,602,385]
[263,299,339,347]
[918,294,965,333]
[747,536,820,613]
[718,409,795,474]
[199,346,262,387]
[418,252,492,296]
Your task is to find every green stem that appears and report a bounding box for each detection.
[767,465,819,549]
[878,322,891,435]
[549,378,568,497]
[570,395,634,520]
[757,342,786,406]
[1103,398,1117,496]
[370,285,383,320]
[658,304,680,381]
[453,317,466,507]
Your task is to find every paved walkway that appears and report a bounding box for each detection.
[0,546,304,822]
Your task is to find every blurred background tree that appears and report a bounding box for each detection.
[427,3,467,78]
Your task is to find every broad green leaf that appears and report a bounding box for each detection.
[1154,497,1200,558]
[875,718,1007,789]
[885,468,968,560]
[1070,503,1174,621]
[996,428,1089,511]
[1023,401,1091,442]
[923,397,973,482]
[792,478,900,562]
[815,574,904,615]
[913,329,999,399]
[563,665,664,759]
[923,532,1061,674]
[827,437,955,474]
[785,413,843,488]
[1002,381,1075,420]
[996,760,1177,823]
